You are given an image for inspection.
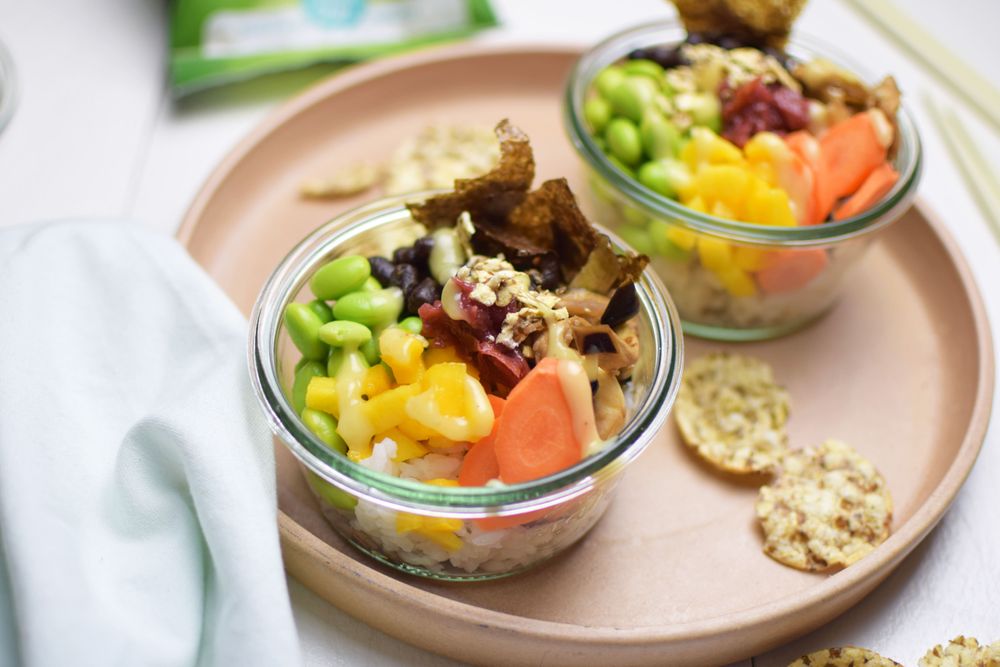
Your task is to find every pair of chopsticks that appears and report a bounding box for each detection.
[841,0,1000,245]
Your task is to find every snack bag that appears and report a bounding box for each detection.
[170,0,498,95]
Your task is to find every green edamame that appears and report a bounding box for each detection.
[307,299,334,323]
[607,155,635,178]
[647,219,690,261]
[621,205,649,227]
[428,228,466,284]
[608,76,657,123]
[605,118,643,166]
[616,225,655,256]
[360,334,380,366]
[638,160,678,198]
[640,111,681,160]
[594,65,625,99]
[305,470,357,510]
[332,287,404,328]
[327,347,345,376]
[301,408,348,454]
[309,255,371,301]
[318,320,372,347]
[359,276,382,292]
[622,59,665,81]
[292,360,326,414]
[284,303,329,361]
[398,316,423,336]
[583,97,611,134]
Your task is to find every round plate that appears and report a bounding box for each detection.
[178,43,994,666]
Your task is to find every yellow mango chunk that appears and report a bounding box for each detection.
[346,442,373,462]
[362,383,420,434]
[362,364,392,398]
[681,127,744,170]
[733,246,769,272]
[426,478,460,487]
[397,417,436,441]
[406,363,493,442]
[713,264,758,297]
[395,512,465,551]
[666,225,698,251]
[380,327,427,385]
[305,376,339,417]
[375,428,428,462]
[745,185,797,227]
[693,165,751,215]
[697,236,733,273]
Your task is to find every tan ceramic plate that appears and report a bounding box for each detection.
[178,44,994,667]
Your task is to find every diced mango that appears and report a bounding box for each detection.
[681,127,744,170]
[685,194,709,214]
[424,346,463,366]
[346,443,372,463]
[380,327,427,385]
[665,225,698,251]
[362,383,420,433]
[362,364,393,398]
[421,363,468,417]
[305,376,339,417]
[395,512,465,551]
[733,246,769,272]
[426,435,459,450]
[406,363,493,442]
[426,478,460,487]
[693,165,751,214]
[713,264,758,297]
[397,417,436,441]
[375,428,428,462]
[746,185,797,227]
[697,236,733,272]
[710,200,736,220]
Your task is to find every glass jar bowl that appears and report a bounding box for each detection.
[564,21,922,341]
[249,194,683,581]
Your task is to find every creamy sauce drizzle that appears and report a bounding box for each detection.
[556,359,601,457]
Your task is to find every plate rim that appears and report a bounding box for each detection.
[176,41,995,654]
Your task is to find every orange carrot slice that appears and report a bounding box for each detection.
[820,111,888,201]
[833,162,899,220]
[494,358,581,484]
[458,396,505,487]
[757,249,829,294]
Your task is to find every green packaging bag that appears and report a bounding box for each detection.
[170,0,498,95]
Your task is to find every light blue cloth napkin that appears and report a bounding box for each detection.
[0,221,301,666]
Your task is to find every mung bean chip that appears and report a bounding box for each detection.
[787,647,903,667]
[919,636,1000,667]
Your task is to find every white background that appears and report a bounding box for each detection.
[1,1,998,665]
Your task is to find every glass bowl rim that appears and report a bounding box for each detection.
[563,19,923,246]
[249,192,684,515]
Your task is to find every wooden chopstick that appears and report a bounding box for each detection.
[842,0,1000,136]
[924,94,1000,246]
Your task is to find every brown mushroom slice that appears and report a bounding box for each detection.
[557,288,610,325]
[594,368,627,440]
[571,319,639,374]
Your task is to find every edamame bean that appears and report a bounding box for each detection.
[594,65,625,99]
[605,118,643,166]
[318,320,372,347]
[616,225,655,256]
[358,276,382,292]
[640,111,681,160]
[398,316,424,336]
[307,299,334,323]
[327,347,345,376]
[638,160,678,198]
[332,287,404,328]
[305,470,357,510]
[583,97,611,134]
[310,255,371,301]
[607,155,635,178]
[292,360,326,414]
[608,76,657,123]
[301,408,348,454]
[428,228,466,285]
[360,334,380,366]
[621,205,649,227]
[622,59,665,81]
[284,303,329,361]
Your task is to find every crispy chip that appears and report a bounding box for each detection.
[300,162,380,199]
[671,0,807,47]
[919,636,1000,667]
[756,439,892,571]
[408,119,647,288]
[787,647,903,667]
[674,352,789,474]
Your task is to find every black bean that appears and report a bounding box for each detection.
[368,256,395,287]
[413,235,435,261]
[407,277,440,315]
[533,254,561,291]
[583,332,616,355]
[390,263,419,295]
[601,282,639,328]
[627,44,686,69]
[392,245,425,270]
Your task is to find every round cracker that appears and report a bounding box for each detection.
[756,439,893,571]
[919,636,1000,667]
[675,352,790,474]
[788,647,903,667]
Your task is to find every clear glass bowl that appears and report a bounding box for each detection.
[564,21,923,341]
[249,193,684,581]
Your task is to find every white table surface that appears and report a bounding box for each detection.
[2,1,998,665]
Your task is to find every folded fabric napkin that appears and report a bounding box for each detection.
[0,221,300,666]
